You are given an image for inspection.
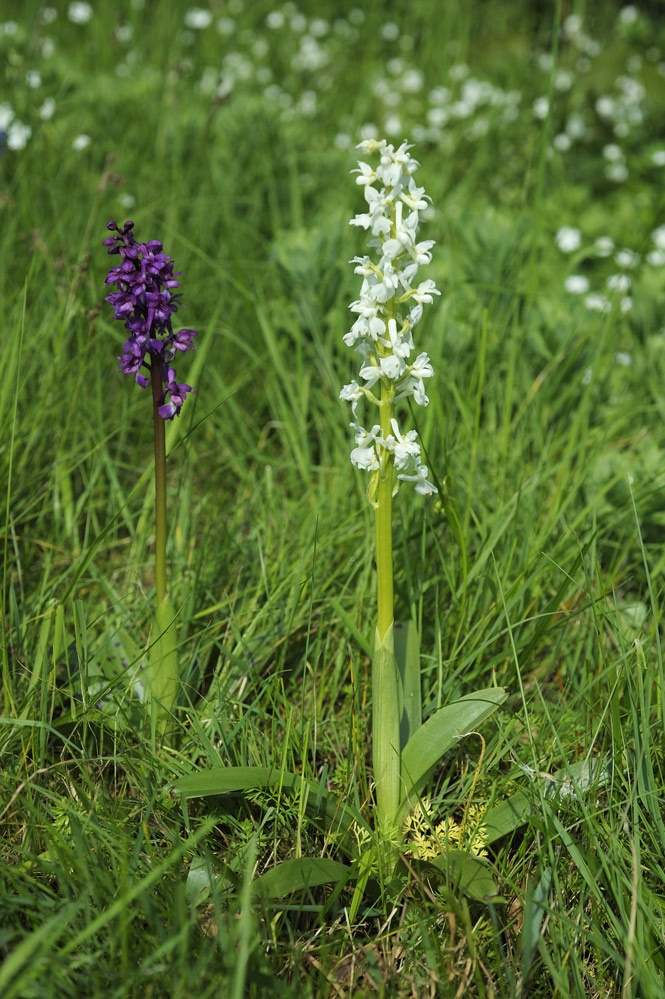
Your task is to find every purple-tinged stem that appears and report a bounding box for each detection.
[150,360,167,605]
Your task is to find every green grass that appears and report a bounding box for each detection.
[2,1,665,996]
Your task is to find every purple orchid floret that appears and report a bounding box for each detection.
[103,220,197,419]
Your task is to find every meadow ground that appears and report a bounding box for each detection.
[2,1,665,996]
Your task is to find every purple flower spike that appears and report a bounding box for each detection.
[103,220,197,419]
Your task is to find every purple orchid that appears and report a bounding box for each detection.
[103,220,196,419]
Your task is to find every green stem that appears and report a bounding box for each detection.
[372,373,401,854]
[150,360,167,604]
[375,382,394,642]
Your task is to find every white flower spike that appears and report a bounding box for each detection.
[340,139,438,497]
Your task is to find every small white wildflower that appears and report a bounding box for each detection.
[380,22,399,41]
[72,133,91,151]
[652,226,665,250]
[6,121,31,151]
[309,18,330,37]
[266,10,285,29]
[556,226,582,253]
[647,249,665,266]
[184,8,213,29]
[401,69,424,93]
[596,96,615,119]
[39,97,56,120]
[652,150,665,166]
[68,2,93,24]
[566,114,587,140]
[619,5,639,24]
[595,236,615,257]
[533,96,549,119]
[615,249,639,268]
[607,273,631,293]
[565,275,589,294]
[384,113,402,137]
[615,351,633,365]
[603,143,623,161]
[563,14,582,36]
[553,133,572,152]
[606,162,628,183]
[26,70,42,89]
[582,367,593,385]
[585,292,611,314]
[449,63,469,81]
[620,297,633,313]
[554,69,574,91]
[0,102,14,131]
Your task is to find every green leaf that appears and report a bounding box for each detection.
[483,755,614,844]
[171,766,368,857]
[254,857,354,898]
[520,868,552,980]
[185,855,238,906]
[399,687,508,818]
[483,790,532,844]
[427,849,499,902]
[149,596,179,733]
[394,620,421,750]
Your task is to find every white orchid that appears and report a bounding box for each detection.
[340,139,438,496]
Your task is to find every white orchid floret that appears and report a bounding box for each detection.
[410,279,440,305]
[390,418,421,470]
[410,239,435,265]
[398,458,437,495]
[350,423,386,471]
[359,360,380,388]
[354,161,377,186]
[382,318,412,360]
[411,352,434,381]
[380,354,405,380]
[351,255,375,278]
[400,178,429,211]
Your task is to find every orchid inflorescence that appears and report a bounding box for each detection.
[104,220,196,419]
[340,139,439,498]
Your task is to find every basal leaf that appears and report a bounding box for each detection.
[171,766,367,857]
[254,857,353,898]
[399,687,508,817]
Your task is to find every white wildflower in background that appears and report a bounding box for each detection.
[72,133,91,150]
[7,122,32,151]
[68,2,93,24]
[595,236,615,257]
[340,139,439,497]
[565,275,589,294]
[615,248,639,268]
[184,8,213,30]
[555,226,582,252]
[652,226,665,250]
[585,292,611,314]
[39,97,56,120]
